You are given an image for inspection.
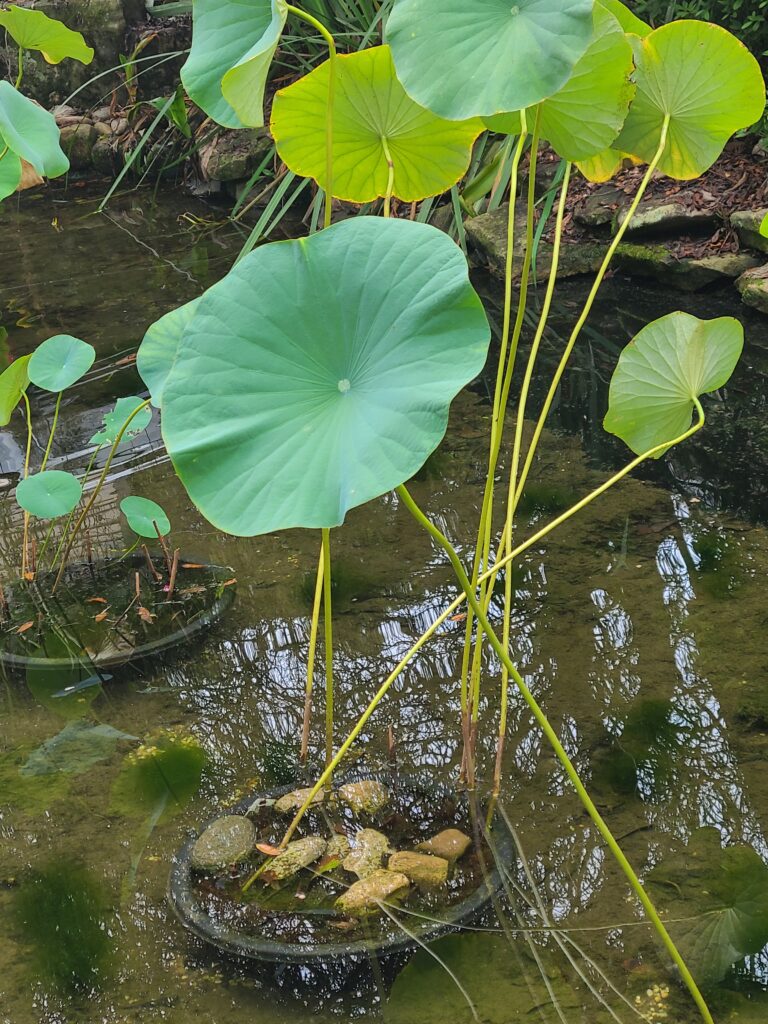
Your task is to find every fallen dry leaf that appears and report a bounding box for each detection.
[180,585,206,595]
[182,563,206,570]
[222,578,237,587]
[16,621,35,634]
[137,606,156,624]
[87,597,108,605]
[255,843,282,857]
[94,610,109,623]
[450,613,467,622]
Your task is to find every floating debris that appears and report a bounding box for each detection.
[335,868,410,915]
[191,816,256,872]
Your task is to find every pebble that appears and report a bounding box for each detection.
[335,868,410,915]
[191,815,256,872]
[273,786,324,814]
[388,850,449,887]
[342,828,391,878]
[416,828,472,862]
[261,836,326,882]
[337,779,389,814]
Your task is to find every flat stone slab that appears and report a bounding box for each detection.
[191,815,256,872]
[389,851,449,888]
[343,828,391,879]
[614,243,760,292]
[416,828,472,862]
[617,200,717,238]
[335,869,410,915]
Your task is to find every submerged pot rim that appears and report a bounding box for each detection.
[0,553,236,671]
[168,769,515,964]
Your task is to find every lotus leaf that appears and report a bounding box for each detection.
[110,728,208,823]
[137,296,201,408]
[386,0,595,120]
[0,140,22,200]
[0,354,30,425]
[0,82,69,177]
[28,334,94,392]
[271,45,483,202]
[90,397,152,446]
[181,0,287,129]
[604,312,743,455]
[119,496,171,538]
[599,0,650,35]
[16,470,83,519]
[0,6,94,64]
[614,21,766,180]
[21,722,136,777]
[159,217,490,536]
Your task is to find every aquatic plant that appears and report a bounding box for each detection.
[135,0,765,1017]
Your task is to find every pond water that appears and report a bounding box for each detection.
[2,188,768,1024]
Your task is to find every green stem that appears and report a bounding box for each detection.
[286,4,336,228]
[50,445,102,572]
[301,542,325,761]
[396,481,713,1024]
[513,115,671,511]
[40,392,62,472]
[15,47,23,90]
[322,526,334,772]
[20,392,33,579]
[52,400,152,592]
[382,135,395,218]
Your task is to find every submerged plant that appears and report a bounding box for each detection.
[134,0,767,1018]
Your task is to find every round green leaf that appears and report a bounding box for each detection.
[160,217,491,536]
[28,335,95,392]
[614,21,766,180]
[181,0,287,129]
[271,46,483,203]
[0,6,94,65]
[90,397,152,447]
[16,471,83,519]
[0,82,69,178]
[0,140,22,200]
[120,496,171,538]
[599,0,650,36]
[137,296,201,408]
[0,354,30,426]
[604,311,743,456]
[386,0,595,120]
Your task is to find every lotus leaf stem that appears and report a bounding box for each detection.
[40,391,62,472]
[20,392,33,579]
[382,135,395,216]
[15,47,22,90]
[300,542,325,761]
[322,526,334,772]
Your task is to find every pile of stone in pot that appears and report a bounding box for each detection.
[190,780,473,916]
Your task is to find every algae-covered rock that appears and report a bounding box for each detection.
[618,200,716,238]
[199,129,272,182]
[273,787,324,815]
[730,210,768,254]
[343,828,391,879]
[416,828,472,862]
[614,243,758,291]
[59,123,96,171]
[389,851,449,888]
[337,780,389,815]
[335,869,410,915]
[262,836,326,882]
[191,815,256,872]
[736,264,768,314]
[324,834,352,863]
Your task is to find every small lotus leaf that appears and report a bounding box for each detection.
[0,6,94,65]
[271,46,483,203]
[386,0,595,120]
[604,312,743,456]
[120,496,171,538]
[0,81,69,177]
[0,354,31,426]
[599,0,650,36]
[0,140,22,200]
[21,722,136,777]
[181,0,287,129]
[16,470,83,519]
[614,21,766,180]
[137,296,201,408]
[110,728,208,823]
[28,334,94,392]
[90,397,152,446]
[160,217,490,536]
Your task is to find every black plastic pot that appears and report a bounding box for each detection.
[169,771,515,966]
[0,554,236,672]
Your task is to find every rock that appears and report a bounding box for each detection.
[342,828,391,879]
[617,200,716,238]
[614,243,759,291]
[730,210,768,254]
[91,137,119,176]
[111,118,130,136]
[389,851,449,888]
[574,187,623,228]
[753,139,768,161]
[199,128,272,182]
[323,834,352,864]
[191,815,256,872]
[335,869,410,915]
[273,786,324,815]
[337,780,389,815]
[94,121,113,137]
[261,836,326,882]
[416,828,472,862]
[92,106,113,122]
[52,104,78,125]
[59,123,97,171]
[736,264,768,314]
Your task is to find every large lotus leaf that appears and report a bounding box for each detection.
[482,6,635,161]
[110,728,208,824]
[386,0,595,121]
[21,721,136,777]
[180,0,287,129]
[648,828,768,985]
[0,6,94,64]
[599,0,650,35]
[604,312,743,456]
[160,217,490,536]
[120,496,171,538]
[16,470,83,519]
[0,354,30,425]
[90,396,152,447]
[0,140,22,200]
[271,46,483,203]
[28,334,95,391]
[137,296,201,408]
[0,81,69,177]
[614,21,766,180]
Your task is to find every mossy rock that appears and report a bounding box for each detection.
[730,210,768,254]
[736,264,768,315]
[614,242,759,292]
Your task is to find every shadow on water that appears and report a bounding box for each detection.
[0,187,767,1022]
